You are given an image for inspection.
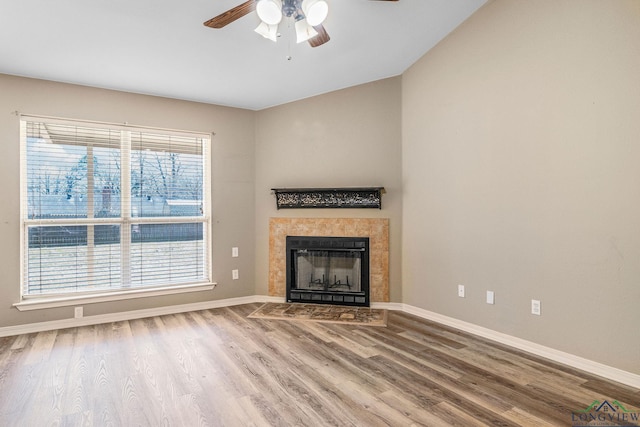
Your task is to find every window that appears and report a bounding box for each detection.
[20,116,211,299]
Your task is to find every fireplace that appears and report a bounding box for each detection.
[269,217,389,303]
[286,236,370,307]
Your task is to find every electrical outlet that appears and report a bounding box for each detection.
[486,291,495,305]
[457,284,465,298]
[531,299,541,315]
[232,269,239,280]
[232,247,239,257]
[74,306,83,318]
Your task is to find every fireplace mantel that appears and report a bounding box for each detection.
[271,187,384,209]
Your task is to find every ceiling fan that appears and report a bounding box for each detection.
[204,0,399,48]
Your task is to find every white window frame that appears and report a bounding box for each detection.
[15,115,215,311]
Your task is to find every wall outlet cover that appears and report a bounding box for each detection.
[457,284,465,298]
[531,299,541,315]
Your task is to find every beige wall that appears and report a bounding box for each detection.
[255,77,403,302]
[3,0,638,377]
[402,0,640,374]
[0,74,256,326]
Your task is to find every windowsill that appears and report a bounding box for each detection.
[13,282,217,311]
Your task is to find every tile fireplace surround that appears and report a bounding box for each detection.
[269,218,389,302]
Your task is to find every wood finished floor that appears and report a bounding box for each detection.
[0,303,638,426]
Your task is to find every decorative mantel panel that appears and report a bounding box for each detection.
[272,187,384,209]
[269,217,389,302]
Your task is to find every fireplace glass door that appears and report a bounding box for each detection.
[286,236,369,306]
[295,250,362,293]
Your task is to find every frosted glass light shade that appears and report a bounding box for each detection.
[256,0,283,25]
[254,21,278,42]
[295,19,318,43]
[302,0,328,26]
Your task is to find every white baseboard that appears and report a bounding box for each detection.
[0,295,274,338]
[371,301,404,311]
[401,303,640,389]
[1,296,637,389]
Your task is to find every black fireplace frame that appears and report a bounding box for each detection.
[286,236,370,307]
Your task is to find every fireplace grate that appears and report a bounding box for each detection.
[289,292,367,304]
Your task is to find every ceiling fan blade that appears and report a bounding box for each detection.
[308,25,330,48]
[203,0,256,29]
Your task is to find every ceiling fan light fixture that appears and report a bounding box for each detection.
[254,21,279,42]
[301,0,329,26]
[294,18,318,44]
[256,0,283,25]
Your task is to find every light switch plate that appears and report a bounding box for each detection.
[486,291,495,304]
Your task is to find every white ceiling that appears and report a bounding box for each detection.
[0,0,486,110]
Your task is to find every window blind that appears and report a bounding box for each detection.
[21,116,211,297]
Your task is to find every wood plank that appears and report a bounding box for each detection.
[580,378,640,408]
[0,304,637,426]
